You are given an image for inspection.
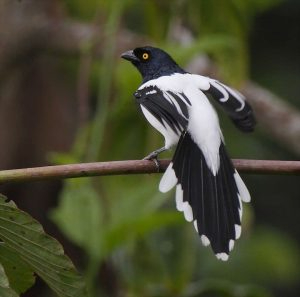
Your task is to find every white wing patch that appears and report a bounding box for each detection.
[140,73,223,175]
[210,80,229,102]
[139,73,210,93]
[140,73,250,261]
[146,89,157,95]
[163,91,188,120]
[218,81,246,112]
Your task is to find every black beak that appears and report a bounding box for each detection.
[121,50,139,62]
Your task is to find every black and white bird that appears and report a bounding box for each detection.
[121,46,255,261]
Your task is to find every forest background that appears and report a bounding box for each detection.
[0,0,299,297]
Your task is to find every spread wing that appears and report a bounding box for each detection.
[134,85,189,148]
[201,79,256,132]
[134,74,252,260]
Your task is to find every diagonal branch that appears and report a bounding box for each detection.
[0,159,299,184]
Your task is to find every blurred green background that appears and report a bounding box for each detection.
[0,0,299,296]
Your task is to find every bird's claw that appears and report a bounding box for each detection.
[152,157,161,172]
[143,153,161,172]
[143,151,158,161]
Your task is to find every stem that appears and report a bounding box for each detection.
[86,0,124,161]
[0,159,299,184]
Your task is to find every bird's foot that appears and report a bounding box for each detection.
[143,147,166,172]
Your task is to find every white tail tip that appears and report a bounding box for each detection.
[159,162,177,193]
[216,253,229,261]
[234,170,251,202]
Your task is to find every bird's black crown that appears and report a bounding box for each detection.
[121,46,186,82]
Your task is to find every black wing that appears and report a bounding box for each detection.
[202,80,256,132]
[134,85,190,135]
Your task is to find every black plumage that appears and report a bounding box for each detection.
[203,81,256,132]
[121,46,255,260]
[172,132,241,254]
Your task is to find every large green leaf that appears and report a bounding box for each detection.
[52,177,183,260]
[102,210,182,256]
[0,244,35,294]
[51,179,104,261]
[0,262,19,297]
[0,195,89,297]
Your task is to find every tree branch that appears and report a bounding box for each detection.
[0,159,299,184]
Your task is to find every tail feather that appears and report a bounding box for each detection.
[159,132,250,260]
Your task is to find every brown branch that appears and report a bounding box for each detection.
[0,159,299,184]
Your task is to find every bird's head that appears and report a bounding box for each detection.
[121,46,185,82]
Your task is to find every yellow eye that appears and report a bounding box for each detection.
[142,53,149,60]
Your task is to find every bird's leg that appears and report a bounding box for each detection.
[143,146,166,160]
[143,146,166,172]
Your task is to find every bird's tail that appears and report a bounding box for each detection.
[159,132,250,261]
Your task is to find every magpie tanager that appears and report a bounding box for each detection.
[121,46,255,261]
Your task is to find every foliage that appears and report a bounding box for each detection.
[49,0,299,297]
[0,0,298,296]
[0,195,88,297]
[0,262,19,297]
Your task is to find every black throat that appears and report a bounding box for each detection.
[132,62,187,83]
[141,64,186,83]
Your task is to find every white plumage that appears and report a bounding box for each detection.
[122,46,255,261]
[141,73,223,174]
[140,73,251,260]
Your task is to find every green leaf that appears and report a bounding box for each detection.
[0,195,89,297]
[196,226,300,286]
[52,176,183,261]
[0,244,35,294]
[51,179,104,261]
[103,210,182,255]
[183,279,272,297]
[0,262,19,297]
[167,34,239,63]
[0,263,9,288]
[0,288,19,297]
